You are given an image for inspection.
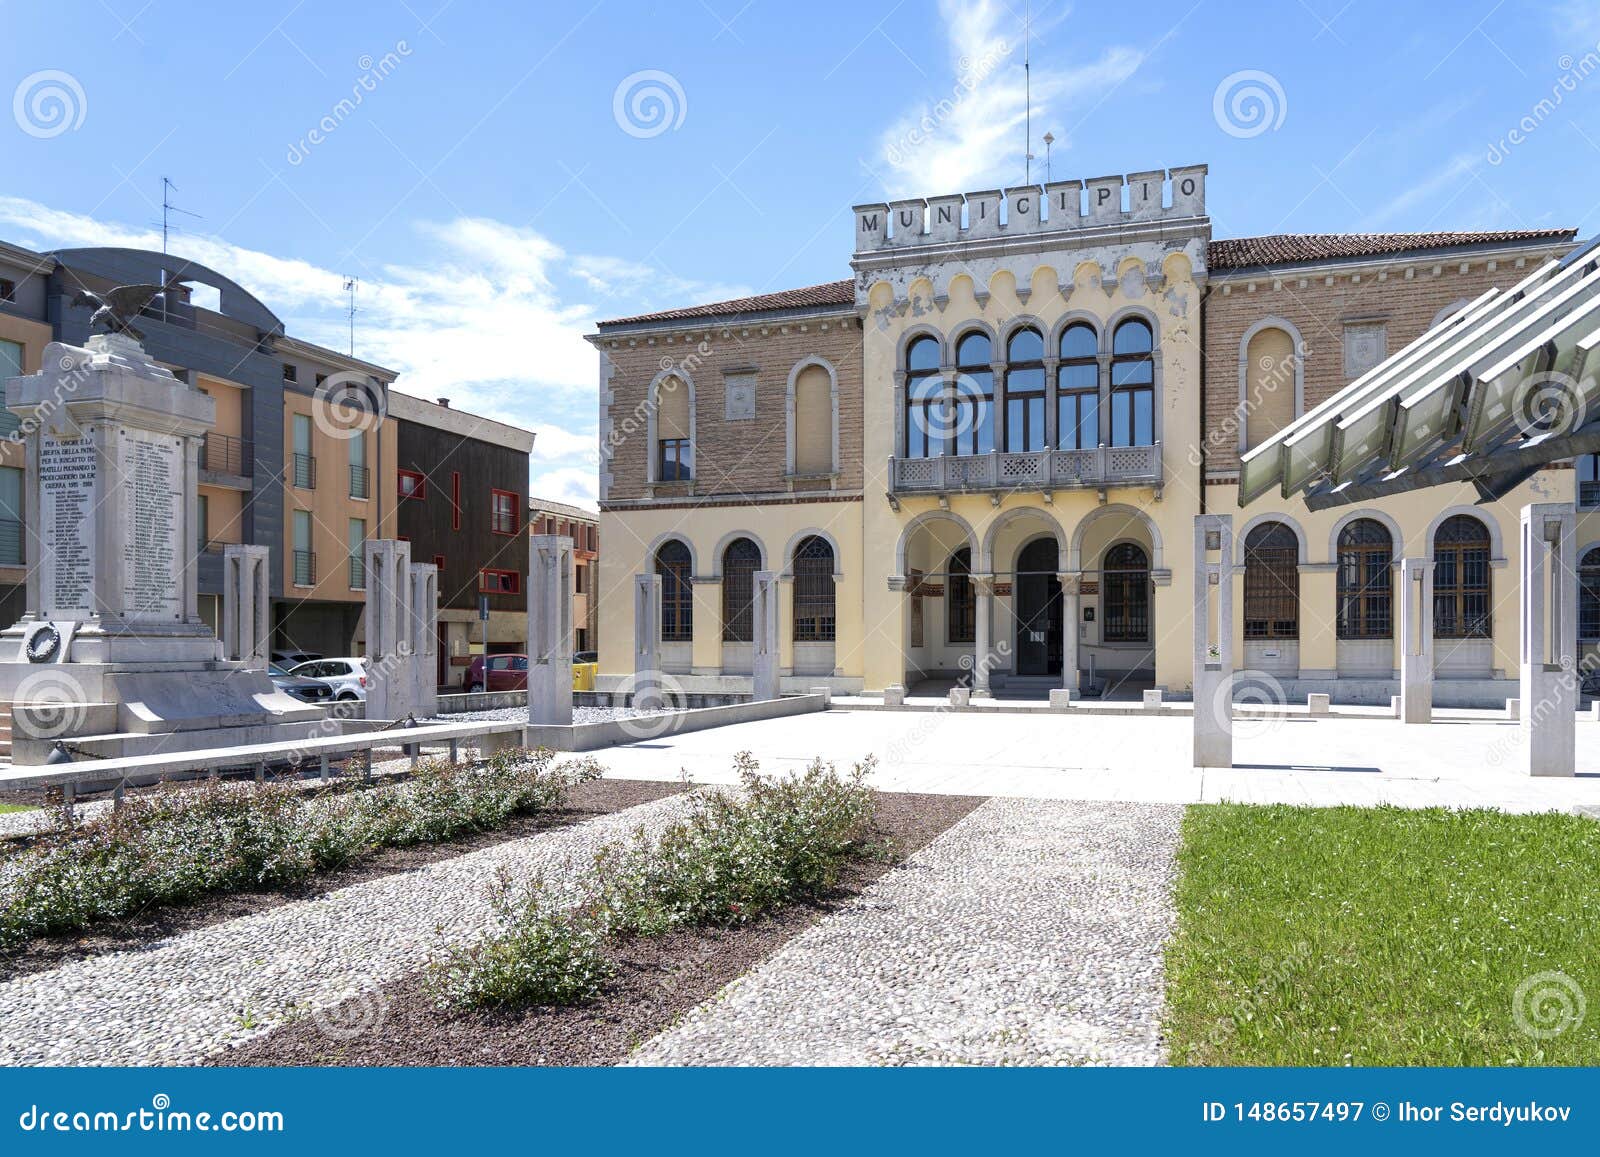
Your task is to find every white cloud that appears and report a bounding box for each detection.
[874,0,1144,197]
[0,196,750,513]
[1362,153,1478,229]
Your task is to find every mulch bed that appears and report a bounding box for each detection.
[210,791,986,1067]
[0,778,685,981]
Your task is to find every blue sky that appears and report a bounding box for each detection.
[3,0,1599,506]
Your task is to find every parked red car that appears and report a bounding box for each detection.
[463,654,528,693]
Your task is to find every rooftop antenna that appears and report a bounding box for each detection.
[1023,0,1033,185]
[343,276,359,356]
[158,177,201,320]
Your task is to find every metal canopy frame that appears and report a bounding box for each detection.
[1238,237,1600,511]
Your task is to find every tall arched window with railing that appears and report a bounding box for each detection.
[1004,328,1046,452]
[947,546,975,644]
[1242,522,1299,640]
[904,336,942,459]
[953,332,994,456]
[655,540,694,642]
[1109,318,1155,447]
[793,536,836,642]
[1336,518,1394,639]
[720,537,760,643]
[1102,542,1150,643]
[1057,323,1099,450]
[1433,515,1491,639]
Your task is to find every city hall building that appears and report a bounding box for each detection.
[589,163,1587,704]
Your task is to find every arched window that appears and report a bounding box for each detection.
[793,536,836,642]
[953,332,994,456]
[947,546,975,644]
[904,336,942,459]
[1004,327,1046,453]
[1243,326,1297,450]
[1336,518,1394,639]
[720,537,760,643]
[1102,542,1149,643]
[792,363,834,475]
[1433,515,1491,639]
[1057,323,1099,450]
[1110,318,1155,447]
[1242,522,1299,639]
[1581,548,1600,642]
[655,540,693,642]
[655,375,692,481]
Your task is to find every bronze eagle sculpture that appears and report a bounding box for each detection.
[70,275,186,342]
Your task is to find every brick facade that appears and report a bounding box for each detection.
[594,311,865,505]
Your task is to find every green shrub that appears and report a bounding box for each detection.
[0,748,597,953]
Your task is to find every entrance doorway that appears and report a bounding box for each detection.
[1014,537,1062,676]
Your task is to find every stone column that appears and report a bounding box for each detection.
[1058,571,1082,691]
[1193,515,1233,768]
[972,574,994,696]
[408,561,439,719]
[1520,503,1577,777]
[528,535,574,725]
[363,539,413,720]
[221,544,270,666]
[752,570,780,701]
[633,572,662,705]
[1399,556,1432,724]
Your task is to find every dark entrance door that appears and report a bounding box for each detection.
[1014,537,1062,676]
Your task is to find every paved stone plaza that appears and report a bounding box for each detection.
[590,706,1600,814]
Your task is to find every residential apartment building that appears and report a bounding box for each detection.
[391,392,535,687]
[0,242,410,658]
[528,497,599,654]
[591,163,1586,706]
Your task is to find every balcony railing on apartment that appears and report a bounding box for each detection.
[200,433,251,476]
[348,552,366,590]
[292,452,317,490]
[293,549,317,586]
[0,517,22,567]
[198,537,242,555]
[1581,479,1600,508]
[887,443,1163,496]
[349,464,370,500]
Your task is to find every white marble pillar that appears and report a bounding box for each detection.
[633,572,663,707]
[221,544,270,666]
[1058,571,1082,691]
[1193,515,1233,768]
[408,561,439,719]
[1399,556,1432,724]
[752,569,780,702]
[528,535,574,725]
[1520,503,1577,777]
[363,539,413,720]
[972,574,994,696]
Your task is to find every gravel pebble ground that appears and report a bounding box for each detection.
[0,792,692,1067]
[626,797,1184,1067]
[422,705,681,725]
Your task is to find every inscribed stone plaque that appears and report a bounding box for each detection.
[1343,321,1388,380]
[724,372,757,421]
[38,429,99,620]
[119,428,183,620]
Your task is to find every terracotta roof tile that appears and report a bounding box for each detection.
[1206,230,1576,270]
[598,280,854,327]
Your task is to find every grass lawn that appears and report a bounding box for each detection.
[0,803,33,814]
[1164,804,1600,1066]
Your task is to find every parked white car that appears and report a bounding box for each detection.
[288,656,369,702]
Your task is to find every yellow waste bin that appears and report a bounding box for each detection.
[572,661,597,691]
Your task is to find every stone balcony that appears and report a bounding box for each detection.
[887,442,1162,501]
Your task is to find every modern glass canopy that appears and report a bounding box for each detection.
[1238,238,1600,510]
